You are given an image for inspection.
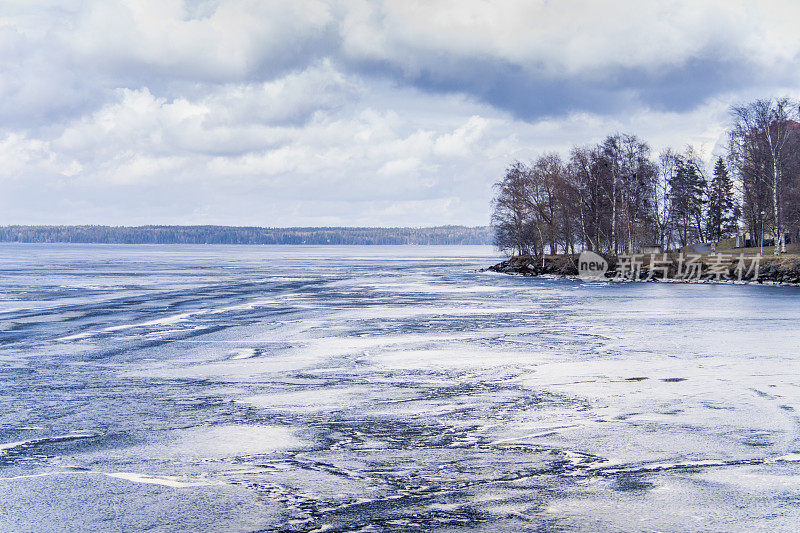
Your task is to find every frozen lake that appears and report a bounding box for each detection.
[2,244,800,531]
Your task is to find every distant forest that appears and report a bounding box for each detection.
[0,225,492,245]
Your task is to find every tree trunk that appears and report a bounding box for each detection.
[611,173,617,254]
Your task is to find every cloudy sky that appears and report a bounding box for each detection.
[2,0,800,226]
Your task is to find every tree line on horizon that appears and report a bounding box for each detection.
[491,97,800,257]
[0,225,492,246]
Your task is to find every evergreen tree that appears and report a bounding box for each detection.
[705,157,737,241]
[686,159,707,241]
[670,155,707,246]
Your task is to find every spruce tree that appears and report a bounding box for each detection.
[686,161,707,241]
[669,156,707,246]
[706,157,736,241]
[719,160,737,237]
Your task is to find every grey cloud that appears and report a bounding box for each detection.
[6,0,800,130]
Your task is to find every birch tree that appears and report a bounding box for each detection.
[730,98,798,253]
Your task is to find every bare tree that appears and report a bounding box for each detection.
[530,153,567,254]
[655,149,679,249]
[491,162,535,256]
[729,98,799,253]
[568,146,603,251]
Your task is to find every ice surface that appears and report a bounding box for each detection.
[1,244,800,531]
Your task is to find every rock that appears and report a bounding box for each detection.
[487,254,800,286]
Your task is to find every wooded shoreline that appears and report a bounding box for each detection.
[0,225,492,246]
[490,98,800,261]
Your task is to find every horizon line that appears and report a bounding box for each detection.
[0,224,490,230]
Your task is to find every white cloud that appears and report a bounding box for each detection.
[0,68,793,225]
[338,0,800,75]
[0,134,79,181]
[433,116,488,157]
[68,0,334,80]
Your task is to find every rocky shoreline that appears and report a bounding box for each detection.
[485,254,800,285]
